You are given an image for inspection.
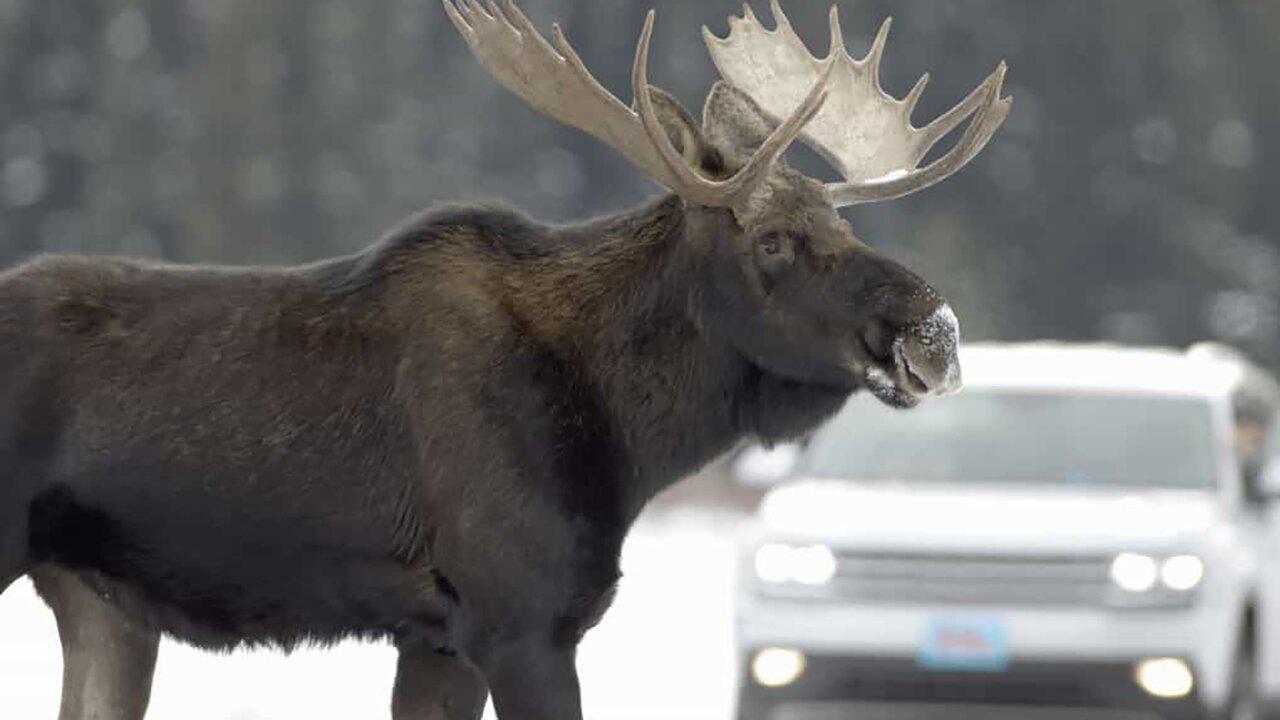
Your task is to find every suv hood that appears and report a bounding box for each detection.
[757,479,1220,554]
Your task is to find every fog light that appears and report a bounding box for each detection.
[1111,553,1159,593]
[1134,657,1194,698]
[751,647,806,688]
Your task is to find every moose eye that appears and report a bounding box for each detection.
[755,231,798,283]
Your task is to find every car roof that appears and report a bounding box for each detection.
[958,342,1247,399]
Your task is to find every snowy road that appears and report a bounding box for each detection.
[0,510,742,720]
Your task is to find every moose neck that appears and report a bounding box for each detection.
[370,194,853,525]
[525,195,851,521]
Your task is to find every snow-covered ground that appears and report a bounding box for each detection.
[0,510,742,720]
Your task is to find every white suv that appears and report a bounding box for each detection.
[734,343,1280,720]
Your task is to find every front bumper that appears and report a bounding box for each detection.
[736,598,1236,708]
[737,653,1207,720]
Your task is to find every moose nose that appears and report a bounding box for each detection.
[897,304,962,396]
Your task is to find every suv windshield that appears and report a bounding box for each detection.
[798,391,1218,489]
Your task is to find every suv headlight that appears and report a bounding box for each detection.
[754,543,837,586]
[1160,555,1205,591]
[1109,553,1204,603]
[1110,553,1160,592]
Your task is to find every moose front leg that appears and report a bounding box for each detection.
[479,640,583,720]
[30,566,160,720]
[392,643,489,720]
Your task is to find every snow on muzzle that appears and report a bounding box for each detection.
[894,303,963,398]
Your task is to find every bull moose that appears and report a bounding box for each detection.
[0,1,1009,718]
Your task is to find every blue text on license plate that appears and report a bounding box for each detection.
[917,616,1008,671]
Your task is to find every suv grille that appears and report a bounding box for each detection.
[830,551,1113,606]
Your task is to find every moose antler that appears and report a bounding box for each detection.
[443,0,833,209]
[704,1,1011,206]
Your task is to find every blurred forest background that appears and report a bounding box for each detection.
[0,0,1277,363]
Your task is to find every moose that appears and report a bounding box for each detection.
[0,1,1009,718]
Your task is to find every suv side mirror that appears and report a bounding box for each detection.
[1258,458,1280,500]
[732,443,801,488]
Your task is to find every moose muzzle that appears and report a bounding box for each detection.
[896,304,963,397]
[865,302,962,407]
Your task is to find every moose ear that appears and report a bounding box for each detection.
[644,86,725,178]
[701,81,783,167]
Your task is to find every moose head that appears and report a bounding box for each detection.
[444,0,1010,409]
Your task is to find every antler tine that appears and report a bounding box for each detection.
[828,71,1010,205]
[915,62,1007,154]
[462,0,488,21]
[442,0,473,38]
[447,1,829,209]
[863,17,891,85]
[902,73,930,117]
[828,5,846,56]
[487,0,521,34]
[498,0,574,79]
[769,0,794,32]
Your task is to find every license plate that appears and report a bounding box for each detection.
[917,615,1008,671]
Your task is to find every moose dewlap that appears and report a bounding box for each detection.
[0,2,1008,719]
